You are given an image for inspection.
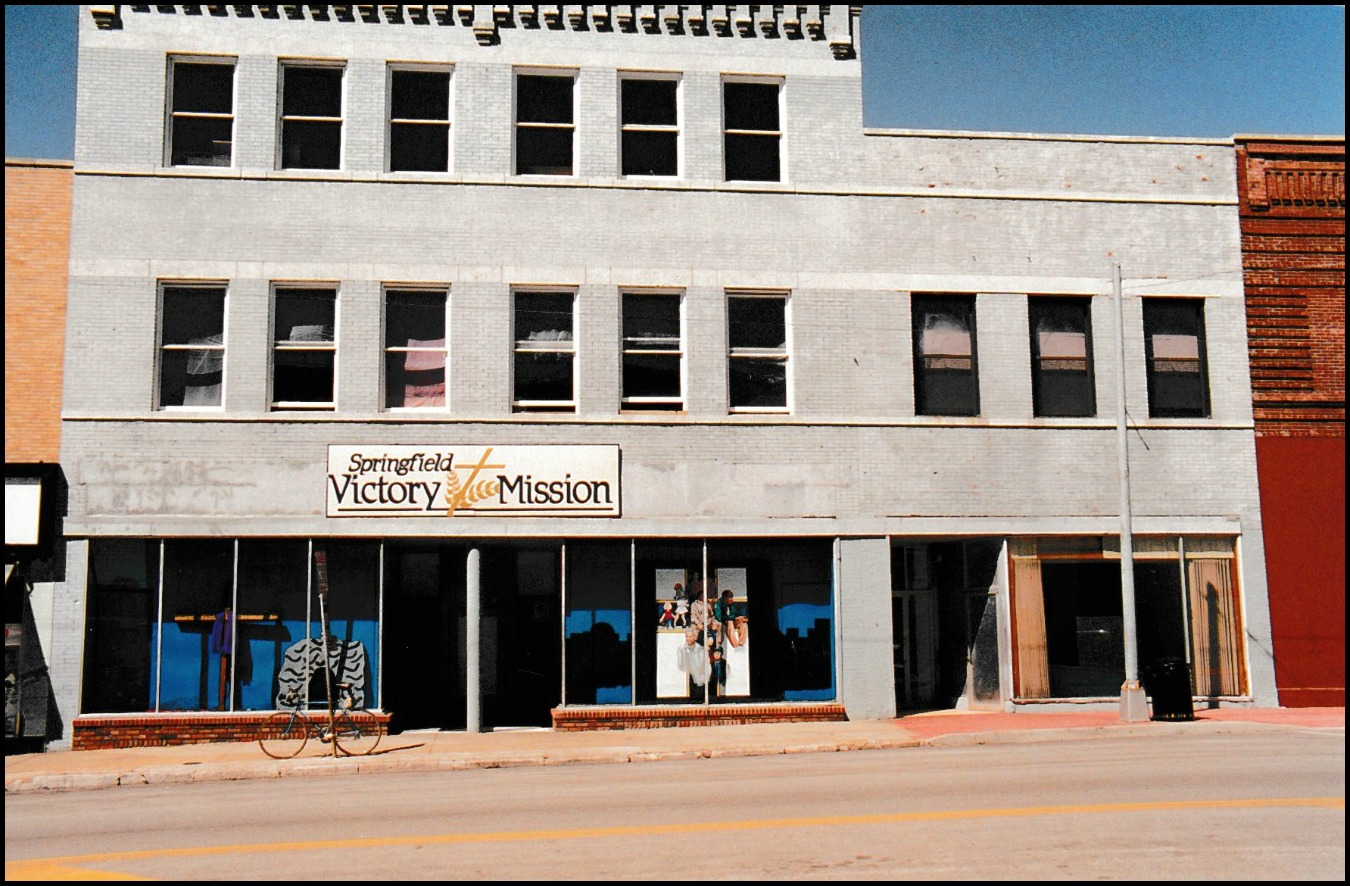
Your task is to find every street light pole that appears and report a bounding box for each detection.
[1114,263,1149,721]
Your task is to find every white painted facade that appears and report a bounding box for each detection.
[48,6,1273,747]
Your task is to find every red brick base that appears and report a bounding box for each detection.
[551,702,848,731]
[72,712,393,751]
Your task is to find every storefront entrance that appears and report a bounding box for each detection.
[382,543,561,734]
[891,540,1003,711]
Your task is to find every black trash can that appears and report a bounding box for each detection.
[1145,658,1195,721]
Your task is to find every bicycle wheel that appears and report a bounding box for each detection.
[332,709,382,757]
[258,711,309,759]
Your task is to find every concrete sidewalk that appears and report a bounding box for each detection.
[5,707,1342,795]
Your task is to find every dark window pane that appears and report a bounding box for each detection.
[160,349,223,408]
[914,296,979,416]
[390,70,449,120]
[162,288,225,345]
[275,290,335,341]
[173,62,233,114]
[729,358,787,408]
[170,115,233,166]
[622,130,678,176]
[515,292,574,341]
[283,66,343,117]
[623,352,682,401]
[517,74,573,124]
[282,120,341,169]
[622,79,677,126]
[274,350,335,403]
[728,297,785,349]
[386,291,446,347]
[82,540,159,714]
[724,133,780,182]
[516,127,572,175]
[390,123,449,172]
[1030,297,1095,417]
[1144,299,1209,418]
[723,82,779,131]
[515,352,574,404]
[623,295,680,347]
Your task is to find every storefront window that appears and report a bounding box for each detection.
[310,542,380,710]
[635,541,706,704]
[158,540,236,711]
[565,542,632,705]
[631,539,835,704]
[82,540,159,713]
[236,540,310,710]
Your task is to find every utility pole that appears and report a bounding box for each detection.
[1114,263,1149,721]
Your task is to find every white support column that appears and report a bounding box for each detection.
[467,547,482,733]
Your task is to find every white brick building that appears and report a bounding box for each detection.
[50,5,1274,748]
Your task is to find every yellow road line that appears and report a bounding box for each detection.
[6,797,1342,879]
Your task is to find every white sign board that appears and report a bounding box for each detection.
[326,445,620,517]
[5,480,43,546]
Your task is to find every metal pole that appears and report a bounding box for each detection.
[466,547,481,734]
[314,549,338,756]
[1114,263,1148,721]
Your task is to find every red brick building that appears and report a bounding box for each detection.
[1235,137,1345,707]
[5,158,72,465]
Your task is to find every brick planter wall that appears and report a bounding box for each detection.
[551,703,848,731]
[72,712,392,751]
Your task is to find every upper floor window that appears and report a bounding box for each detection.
[167,58,235,167]
[913,295,979,416]
[272,286,336,410]
[1029,297,1096,417]
[620,75,679,177]
[384,288,448,409]
[513,290,576,411]
[1143,298,1210,418]
[280,63,344,170]
[158,283,226,408]
[727,292,789,411]
[388,67,452,172]
[723,79,781,182]
[515,72,575,175]
[622,292,683,411]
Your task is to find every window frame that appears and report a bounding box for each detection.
[1143,297,1212,419]
[912,294,980,417]
[619,72,681,179]
[514,68,578,177]
[726,289,791,414]
[386,64,454,173]
[278,60,346,171]
[165,55,237,168]
[270,284,339,411]
[383,286,450,412]
[621,289,685,412]
[512,288,578,413]
[156,281,228,411]
[1028,295,1097,418]
[722,76,784,183]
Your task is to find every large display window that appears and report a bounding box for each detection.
[628,539,835,705]
[1011,536,1243,700]
[81,539,381,714]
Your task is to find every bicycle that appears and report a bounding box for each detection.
[258,683,383,759]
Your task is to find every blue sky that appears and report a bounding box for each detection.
[5,5,1345,160]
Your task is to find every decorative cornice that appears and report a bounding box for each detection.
[102,5,860,58]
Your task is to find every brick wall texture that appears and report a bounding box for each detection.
[1236,138,1346,707]
[5,160,72,463]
